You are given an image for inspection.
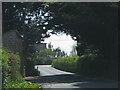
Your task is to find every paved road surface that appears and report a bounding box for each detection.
[26,65,118,88]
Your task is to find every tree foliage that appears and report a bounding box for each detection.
[2,2,53,76]
[53,47,66,58]
[48,2,118,62]
[52,54,117,79]
[3,2,118,78]
[35,49,56,65]
[49,3,118,78]
[3,2,118,58]
[3,2,53,56]
[38,49,56,58]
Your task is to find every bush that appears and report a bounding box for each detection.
[2,49,22,85]
[1,49,10,83]
[77,54,98,76]
[4,80,41,88]
[52,54,111,78]
[1,49,41,88]
[52,56,79,73]
[35,49,56,65]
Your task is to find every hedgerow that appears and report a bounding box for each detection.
[52,54,112,78]
[52,56,79,73]
[1,49,41,88]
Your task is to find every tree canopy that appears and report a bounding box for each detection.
[48,2,118,57]
[3,2,118,76]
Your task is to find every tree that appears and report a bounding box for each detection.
[48,2,118,78]
[48,2,118,60]
[2,2,53,76]
[53,47,66,58]
[3,2,118,77]
[48,42,53,49]
[70,45,77,57]
[35,49,56,64]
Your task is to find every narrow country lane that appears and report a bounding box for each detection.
[25,65,118,88]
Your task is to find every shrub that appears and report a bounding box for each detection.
[1,49,10,83]
[4,80,41,88]
[77,54,97,75]
[2,49,23,86]
[1,49,41,88]
[35,49,56,65]
[52,54,105,77]
[52,54,116,79]
[52,56,79,73]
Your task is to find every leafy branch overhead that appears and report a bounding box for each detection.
[3,2,118,62]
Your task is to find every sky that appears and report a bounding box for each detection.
[43,32,77,56]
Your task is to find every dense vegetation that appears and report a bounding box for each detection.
[35,47,67,65]
[1,49,41,88]
[2,2,51,77]
[35,49,56,65]
[49,2,118,80]
[2,2,118,82]
[52,56,79,73]
[48,2,118,61]
[52,54,117,80]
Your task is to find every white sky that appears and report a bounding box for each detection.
[43,33,77,55]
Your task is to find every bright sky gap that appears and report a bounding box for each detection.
[43,32,77,56]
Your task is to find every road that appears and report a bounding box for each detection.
[25,65,118,88]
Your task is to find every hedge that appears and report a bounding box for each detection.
[1,49,41,88]
[52,54,116,79]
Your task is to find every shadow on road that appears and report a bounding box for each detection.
[25,74,89,83]
[25,74,118,88]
